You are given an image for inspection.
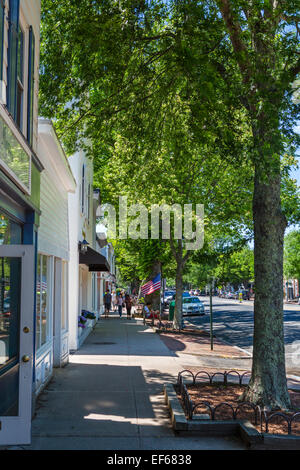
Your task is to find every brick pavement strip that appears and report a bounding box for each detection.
[157,331,251,359]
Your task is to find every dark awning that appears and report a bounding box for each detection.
[79,246,110,272]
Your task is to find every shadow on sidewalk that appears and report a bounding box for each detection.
[31,362,178,443]
[75,319,178,357]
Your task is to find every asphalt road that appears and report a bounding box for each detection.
[183,296,300,375]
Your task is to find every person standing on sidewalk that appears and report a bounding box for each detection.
[117,293,124,318]
[125,293,132,319]
[104,291,112,318]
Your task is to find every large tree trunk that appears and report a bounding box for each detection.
[172,238,192,330]
[243,159,291,410]
[217,0,294,410]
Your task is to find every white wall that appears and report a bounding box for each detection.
[68,150,96,351]
[36,120,76,389]
[68,150,94,246]
[39,170,70,260]
[68,166,80,351]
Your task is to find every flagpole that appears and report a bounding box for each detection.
[159,264,162,328]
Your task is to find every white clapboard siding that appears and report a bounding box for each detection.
[39,169,70,261]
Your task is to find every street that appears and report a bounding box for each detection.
[184,296,300,375]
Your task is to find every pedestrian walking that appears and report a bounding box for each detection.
[112,290,117,312]
[132,295,138,317]
[104,291,112,318]
[125,293,132,319]
[117,293,124,318]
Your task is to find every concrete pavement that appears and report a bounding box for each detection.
[12,315,247,450]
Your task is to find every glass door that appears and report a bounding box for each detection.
[0,245,35,445]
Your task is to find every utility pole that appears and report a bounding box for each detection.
[159,264,165,328]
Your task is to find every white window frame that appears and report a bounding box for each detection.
[15,8,29,138]
[87,182,91,224]
[81,164,85,215]
[36,253,53,353]
[61,259,68,331]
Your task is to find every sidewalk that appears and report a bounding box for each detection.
[12,315,248,450]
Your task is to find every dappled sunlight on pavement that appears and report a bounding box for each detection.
[23,316,249,450]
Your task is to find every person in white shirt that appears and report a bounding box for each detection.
[117,294,124,317]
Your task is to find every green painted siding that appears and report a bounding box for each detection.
[28,161,40,226]
[29,161,40,209]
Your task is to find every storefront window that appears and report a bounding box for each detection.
[61,261,67,330]
[36,254,51,350]
[0,115,31,192]
[36,254,40,348]
[0,212,22,415]
[0,255,21,415]
[41,256,47,344]
[92,273,97,312]
[0,213,22,245]
[0,257,21,367]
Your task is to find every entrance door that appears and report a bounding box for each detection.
[0,245,35,445]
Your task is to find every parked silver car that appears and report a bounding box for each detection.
[163,290,176,306]
[225,291,235,299]
[182,296,205,316]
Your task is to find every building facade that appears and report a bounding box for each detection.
[34,118,76,396]
[0,0,41,445]
[95,211,118,313]
[284,278,299,301]
[0,1,114,447]
[68,150,109,352]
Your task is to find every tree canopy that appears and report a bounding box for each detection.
[40,0,300,407]
[284,229,300,280]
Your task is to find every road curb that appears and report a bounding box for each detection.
[179,352,252,359]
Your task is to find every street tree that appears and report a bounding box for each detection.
[39,0,300,407]
[210,0,300,408]
[98,90,253,328]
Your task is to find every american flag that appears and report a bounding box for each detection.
[36,281,47,292]
[141,274,161,296]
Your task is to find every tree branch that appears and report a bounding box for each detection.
[212,59,251,111]
[137,32,176,41]
[218,0,252,84]
[183,249,193,265]
[289,57,300,80]
[169,235,178,261]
